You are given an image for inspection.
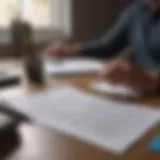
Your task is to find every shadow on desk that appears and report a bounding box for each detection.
[0,128,20,160]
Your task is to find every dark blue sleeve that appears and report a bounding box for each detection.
[82,6,134,58]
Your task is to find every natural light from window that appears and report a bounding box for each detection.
[0,0,52,27]
[23,0,52,27]
[0,0,71,43]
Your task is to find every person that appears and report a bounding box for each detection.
[44,0,160,94]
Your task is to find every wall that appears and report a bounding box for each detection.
[0,0,134,57]
[72,0,134,42]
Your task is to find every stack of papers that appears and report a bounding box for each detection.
[3,87,160,154]
[45,58,103,75]
[91,81,140,97]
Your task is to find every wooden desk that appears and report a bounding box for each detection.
[1,59,160,160]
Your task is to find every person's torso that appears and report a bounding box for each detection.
[129,2,160,71]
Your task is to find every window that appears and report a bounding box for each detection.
[0,0,72,43]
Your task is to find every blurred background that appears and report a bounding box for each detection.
[0,0,134,57]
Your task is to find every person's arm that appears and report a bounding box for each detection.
[81,6,134,58]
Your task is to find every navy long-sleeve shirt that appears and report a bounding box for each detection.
[82,0,160,72]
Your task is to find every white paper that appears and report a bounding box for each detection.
[0,68,22,81]
[45,58,103,75]
[4,87,159,154]
[91,81,140,97]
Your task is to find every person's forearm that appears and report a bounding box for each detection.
[81,40,111,58]
[80,4,134,59]
[81,38,128,59]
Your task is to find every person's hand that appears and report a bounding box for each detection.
[101,59,159,93]
[100,59,131,84]
[44,42,82,59]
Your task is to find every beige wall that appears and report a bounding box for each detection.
[72,0,134,42]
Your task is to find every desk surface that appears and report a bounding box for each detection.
[1,59,160,160]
